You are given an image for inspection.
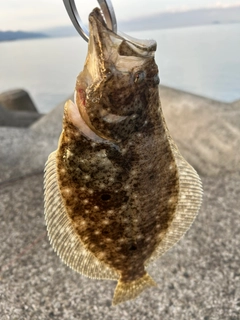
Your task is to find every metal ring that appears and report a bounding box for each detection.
[62,0,117,42]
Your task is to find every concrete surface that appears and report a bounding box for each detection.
[160,86,240,176]
[0,105,42,128]
[0,86,240,319]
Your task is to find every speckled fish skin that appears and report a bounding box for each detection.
[44,8,202,305]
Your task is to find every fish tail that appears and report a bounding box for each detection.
[112,273,157,306]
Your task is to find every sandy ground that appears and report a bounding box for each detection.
[0,86,239,319]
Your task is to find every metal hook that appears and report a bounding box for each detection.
[62,0,117,42]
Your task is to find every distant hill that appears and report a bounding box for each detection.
[43,6,240,37]
[0,31,48,42]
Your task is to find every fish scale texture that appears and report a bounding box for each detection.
[0,172,239,319]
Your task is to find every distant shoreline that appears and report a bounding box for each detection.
[0,31,48,42]
[1,20,240,43]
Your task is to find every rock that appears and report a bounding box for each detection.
[0,89,38,112]
[232,99,240,108]
[0,104,42,127]
[0,97,69,184]
[0,103,13,126]
[31,95,71,138]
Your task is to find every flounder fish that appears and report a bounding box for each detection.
[44,8,202,305]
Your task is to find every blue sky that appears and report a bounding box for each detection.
[1,0,240,31]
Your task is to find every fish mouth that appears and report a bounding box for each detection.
[75,8,120,95]
[86,8,156,79]
[76,7,156,99]
[74,8,158,141]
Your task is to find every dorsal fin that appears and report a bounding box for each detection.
[44,151,119,280]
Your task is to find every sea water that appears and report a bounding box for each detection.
[0,23,239,113]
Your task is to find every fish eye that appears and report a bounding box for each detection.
[134,71,145,83]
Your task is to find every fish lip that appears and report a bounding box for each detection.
[89,7,109,32]
[88,8,122,75]
[75,8,121,104]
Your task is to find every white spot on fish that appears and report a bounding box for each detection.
[79,220,86,227]
[168,197,175,204]
[66,149,73,158]
[98,252,106,259]
[62,188,72,198]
